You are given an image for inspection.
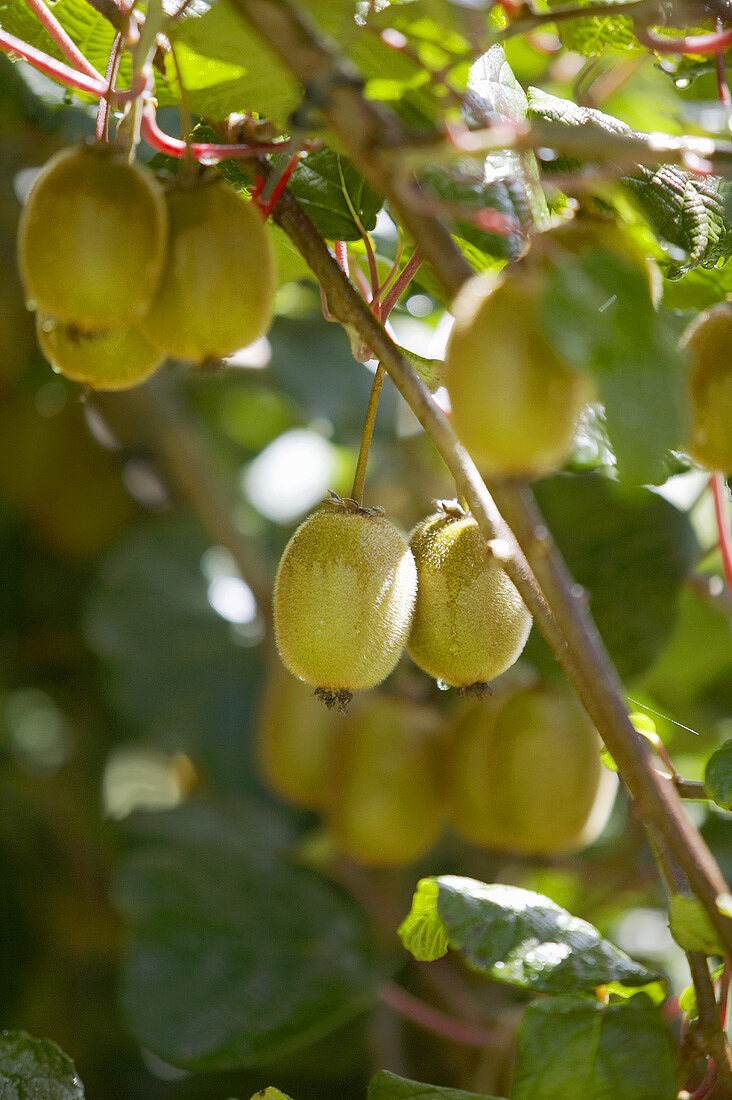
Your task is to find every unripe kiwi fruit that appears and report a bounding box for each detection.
[36,314,164,391]
[19,145,167,330]
[273,504,417,707]
[550,215,662,306]
[450,687,618,855]
[445,263,594,477]
[257,657,337,810]
[140,180,275,363]
[682,303,732,473]
[327,697,445,866]
[407,508,531,690]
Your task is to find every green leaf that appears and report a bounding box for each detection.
[115,801,381,1070]
[466,47,549,231]
[679,963,725,1018]
[624,168,732,280]
[542,247,688,484]
[544,0,640,57]
[83,516,261,756]
[643,584,732,712]
[171,0,300,126]
[527,89,732,275]
[398,346,443,393]
[0,1031,84,1100]
[669,894,723,955]
[705,740,732,810]
[369,1069,503,1100]
[511,995,677,1100]
[0,0,136,99]
[399,876,657,993]
[248,1090,294,1100]
[662,263,732,310]
[287,148,383,241]
[558,9,640,57]
[532,473,698,682]
[398,878,449,962]
[417,162,527,263]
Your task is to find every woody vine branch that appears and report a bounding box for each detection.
[229,0,732,966]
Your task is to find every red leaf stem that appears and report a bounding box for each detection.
[634,24,732,56]
[140,104,302,162]
[711,473,732,598]
[24,0,103,79]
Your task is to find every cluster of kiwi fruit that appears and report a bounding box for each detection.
[273,496,531,710]
[258,662,618,866]
[269,488,614,865]
[18,143,275,390]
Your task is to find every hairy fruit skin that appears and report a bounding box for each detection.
[445,267,594,477]
[19,145,167,330]
[37,315,164,391]
[327,698,445,866]
[273,508,417,693]
[683,303,732,473]
[450,688,618,855]
[257,658,337,810]
[407,511,531,688]
[140,181,275,363]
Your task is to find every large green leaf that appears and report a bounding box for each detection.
[169,0,364,125]
[171,2,300,125]
[0,1031,84,1100]
[528,88,732,277]
[399,877,657,993]
[531,473,698,681]
[287,148,383,241]
[642,586,732,710]
[369,1070,503,1100]
[511,995,677,1100]
[115,801,381,1070]
[83,516,262,769]
[541,247,688,484]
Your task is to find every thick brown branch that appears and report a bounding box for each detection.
[235,0,732,957]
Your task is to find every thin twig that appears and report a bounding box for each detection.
[0,27,128,98]
[380,983,498,1049]
[334,240,350,276]
[95,31,123,143]
[714,18,732,109]
[675,779,709,801]
[24,0,103,78]
[351,363,386,504]
[139,102,308,161]
[633,23,732,55]
[687,952,732,1098]
[381,249,424,321]
[711,473,732,598]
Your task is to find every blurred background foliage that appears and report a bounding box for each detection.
[0,7,731,1095]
